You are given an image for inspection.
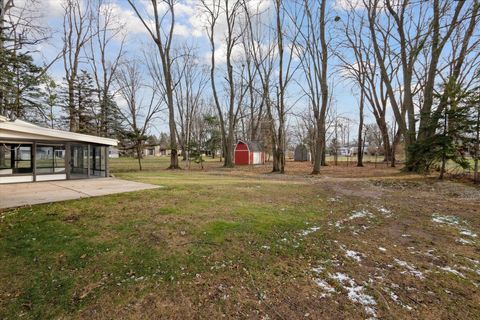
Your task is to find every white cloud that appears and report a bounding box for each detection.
[333,0,366,10]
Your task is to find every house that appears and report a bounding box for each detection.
[234,140,265,165]
[142,144,171,157]
[294,144,311,161]
[143,144,161,157]
[0,116,117,184]
[337,147,352,156]
[109,146,120,158]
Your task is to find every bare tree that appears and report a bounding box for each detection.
[127,0,180,169]
[293,0,329,174]
[336,4,400,167]
[365,0,470,170]
[88,0,125,137]
[239,12,263,142]
[269,0,301,173]
[171,45,209,164]
[62,0,93,132]
[114,60,163,171]
[200,0,247,167]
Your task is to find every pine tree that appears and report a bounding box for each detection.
[408,79,473,178]
[0,2,45,119]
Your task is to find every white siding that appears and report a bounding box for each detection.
[36,174,67,182]
[0,175,33,184]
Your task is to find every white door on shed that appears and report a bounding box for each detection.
[253,152,261,164]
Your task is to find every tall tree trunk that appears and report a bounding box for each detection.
[357,87,364,167]
[474,105,479,183]
[68,80,76,132]
[311,0,328,175]
[136,144,143,171]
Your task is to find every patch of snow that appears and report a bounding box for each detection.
[339,244,365,262]
[401,234,411,238]
[345,250,363,262]
[384,287,413,311]
[378,247,387,252]
[299,226,320,237]
[432,214,477,240]
[313,278,336,298]
[377,206,392,217]
[459,229,477,238]
[312,266,325,274]
[349,209,374,220]
[261,245,270,250]
[394,259,425,280]
[456,238,474,245]
[439,266,465,278]
[432,214,460,226]
[330,272,377,318]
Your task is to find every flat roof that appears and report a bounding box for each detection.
[0,116,117,146]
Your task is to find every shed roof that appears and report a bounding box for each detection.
[238,140,263,152]
[0,116,117,146]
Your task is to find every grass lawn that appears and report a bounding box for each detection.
[1,158,479,319]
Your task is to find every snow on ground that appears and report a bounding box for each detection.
[334,209,375,230]
[383,287,412,311]
[375,206,393,217]
[349,209,374,220]
[299,226,321,237]
[432,213,477,242]
[457,238,475,245]
[431,214,460,225]
[394,259,425,280]
[330,272,377,318]
[439,266,465,278]
[378,247,387,252]
[459,229,478,238]
[345,250,363,262]
[338,244,364,262]
[311,264,378,316]
[312,278,336,298]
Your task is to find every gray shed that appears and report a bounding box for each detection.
[294,144,311,161]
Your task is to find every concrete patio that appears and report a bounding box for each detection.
[0,178,161,209]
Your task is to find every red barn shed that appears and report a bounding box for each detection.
[234,141,265,165]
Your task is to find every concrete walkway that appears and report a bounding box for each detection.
[0,178,161,209]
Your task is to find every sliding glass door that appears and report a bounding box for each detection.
[90,146,106,176]
[70,145,89,177]
[70,144,107,178]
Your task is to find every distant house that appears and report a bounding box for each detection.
[234,141,265,165]
[294,144,311,161]
[337,147,352,156]
[350,146,369,156]
[109,146,119,158]
[143,144,160,157]
[142,143,171,157]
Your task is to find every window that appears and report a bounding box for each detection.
[0,145,12,175]
[13,145,32,173]
[90,146,106,176]
[36,146,66,174]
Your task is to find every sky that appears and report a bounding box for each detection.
[23,0,383,137]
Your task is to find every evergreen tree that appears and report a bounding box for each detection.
[0,1,46,120]
[203,114,221,159]
[408,80,473,178]
[0,48,44,119]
